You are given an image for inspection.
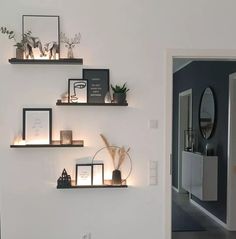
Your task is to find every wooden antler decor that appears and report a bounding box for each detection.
[60,32,81,58]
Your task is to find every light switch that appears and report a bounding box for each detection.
[149,160,158,185]
[149,120,158,129]
[150,168,157,177]
[150,177,157,185]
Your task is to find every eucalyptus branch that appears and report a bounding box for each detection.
[0,26,16,41]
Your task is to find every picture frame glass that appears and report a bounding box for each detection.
[24,109,51,145]
[83,69,109,103]
[23,15,60,59]
[93,164,104,185]
[76,165,92,186]
[60,130,72,145]
[68,79,87,103]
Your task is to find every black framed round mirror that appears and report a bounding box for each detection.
[199,87,215,139]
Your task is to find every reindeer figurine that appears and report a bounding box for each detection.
[60,32,81,58]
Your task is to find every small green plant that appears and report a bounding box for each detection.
[14,42,24,49]
[0,26,15,40]
[111,83,129,93]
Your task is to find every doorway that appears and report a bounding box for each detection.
[164,50,236,239]
[176,89,192,193]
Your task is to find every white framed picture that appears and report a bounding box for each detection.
[22,15,60,59]
[23,108,52,145]
[92,163,104,185]
[68,79,88,103]
[76,164,92,186]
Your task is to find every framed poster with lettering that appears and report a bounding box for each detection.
[23,108,52,145]
[76,164,92,186]
[83,69,110,103]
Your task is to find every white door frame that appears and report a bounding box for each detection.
[164,49,236,239]
[227,73,236,230]
[177,89,192,193]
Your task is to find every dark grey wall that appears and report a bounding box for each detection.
[172,61,236,222]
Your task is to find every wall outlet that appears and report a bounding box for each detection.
[149,119,158,129]
[82,233,91,239]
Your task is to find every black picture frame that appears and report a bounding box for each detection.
[68,79,88,103]
[83,69,110,103]
[22,15,60,59]
[76,164,93,186]
[23,108,52,145]
[75,163,104,186]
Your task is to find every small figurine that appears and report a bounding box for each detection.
[44,41,59,59]
[57,169,72,188]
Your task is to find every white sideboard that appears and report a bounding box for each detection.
[182,151,218,201]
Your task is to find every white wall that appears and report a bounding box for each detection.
[1,1,236,239]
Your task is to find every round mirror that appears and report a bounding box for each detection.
[199,87,215,139]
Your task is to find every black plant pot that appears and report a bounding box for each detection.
[112,169,122,185]
[113,93,126,104]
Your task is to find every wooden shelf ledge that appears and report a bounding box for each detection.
[56,101,128,106]
[57,185,128,189]
[57,180,128,189]
[10,140,84,148]
[9,58,83,65]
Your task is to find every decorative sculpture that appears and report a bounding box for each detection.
[57,169,72,188]
[60,32,81,58]
[23,31,46,59]
[44,41,59,59]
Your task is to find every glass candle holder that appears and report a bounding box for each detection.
[184,128,196,152]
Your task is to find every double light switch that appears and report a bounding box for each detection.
[149,160,158,185]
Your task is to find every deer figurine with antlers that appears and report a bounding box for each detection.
[60,32,81,58]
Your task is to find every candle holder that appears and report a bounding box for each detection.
[184,128,197,152]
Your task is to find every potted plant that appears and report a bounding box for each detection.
[14,41,24,59]
[0,26,25,59]
[111,83,129,104]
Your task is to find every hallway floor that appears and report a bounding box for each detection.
[172,189,236,239]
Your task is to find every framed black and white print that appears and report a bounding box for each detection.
[22,15,60,59]
[83,69,110,103]
[76,164,92,186]
[23,108,52,145]
[68,79,88,103]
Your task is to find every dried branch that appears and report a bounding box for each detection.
[60,32,70,44]
[117,147,125,170]
[100,134,130,170]
[100,134,116,169]
[71,33,81,44]
[61,32,81,45]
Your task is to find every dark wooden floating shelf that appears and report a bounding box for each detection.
[10,140,84,148]
[56,101,128,106]
[9,58,83,65]
[57,185,128,189]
